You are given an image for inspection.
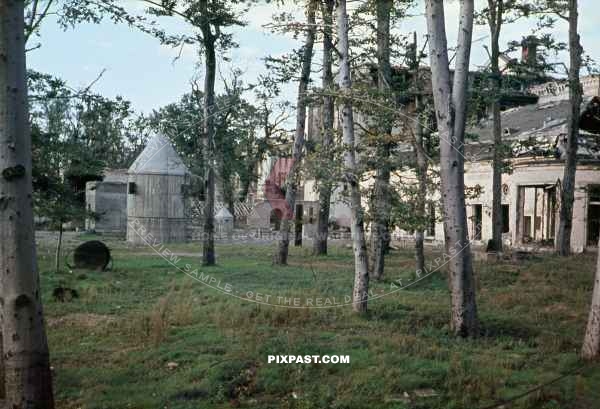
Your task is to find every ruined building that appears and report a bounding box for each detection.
[297,41,600,253]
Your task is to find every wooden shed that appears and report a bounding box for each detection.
[126,134,191,244]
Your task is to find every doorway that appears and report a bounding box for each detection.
[472,204,482,240]
[294,204,303,246]
[515,185,557,246]
[588,185,600,245]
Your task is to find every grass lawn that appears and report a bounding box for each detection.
[37,234,600,409]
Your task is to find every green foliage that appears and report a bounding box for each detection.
[28,70,148,226]
[348,0,417,68]
[388,171,440,234]
[146,71,279,202]
[144,0,251,52]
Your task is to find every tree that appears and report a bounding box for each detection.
[25,0,165,52]
[368,0,393,280]
[274,0,317,265]
[336,0,370,313]
[145,0,247,266]
[312,0,335,256]
[147,75,273,215]
[0,0,54,405]
[556,0,582,256]
[242,75,289,202]
[425,0,479,336]
[477,0,561,254]
[27,70,146,272]
[409,32,434,276]
[484,0,506,253]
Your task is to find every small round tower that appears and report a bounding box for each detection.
[127,134,190,244]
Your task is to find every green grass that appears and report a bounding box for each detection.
[38,235,600,409]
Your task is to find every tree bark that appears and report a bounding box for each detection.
[582,234,600,359]
[488,0,504,253]
[200,0,217,266]
[336,0,369,313]
[274,0,317,265]
[411,32,429,276]
[556,0,582,256]
[368,0,393,281]
[413,110,429,275]
[425,0,479,336]
[313,0,335,256]
[54,223,63,273]
[0,0,55,405]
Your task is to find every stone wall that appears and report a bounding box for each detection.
[85,181,127,234]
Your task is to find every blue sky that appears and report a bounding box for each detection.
[27,0,600,115]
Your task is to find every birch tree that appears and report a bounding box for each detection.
[336,0,369,313]
[582,240,600,359]
[274,0,317,265]
[425,0,479,336]
[0,0,54,405]
[556,0,583,256]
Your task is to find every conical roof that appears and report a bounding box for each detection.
[128,134,189,176]
[215,207,233,221]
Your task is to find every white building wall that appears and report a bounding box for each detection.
[320,159,600,253]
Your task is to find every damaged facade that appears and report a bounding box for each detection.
[86,40,600,253]
[298,57,600,253]
[461,76,600,252]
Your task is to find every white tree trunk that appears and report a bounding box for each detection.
[425,0,479,336]
[275,0,317,265]
[336,0,369,313]
[582,236,600,359]
[0,0,54,405]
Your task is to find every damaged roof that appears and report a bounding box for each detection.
[466,96,600,161]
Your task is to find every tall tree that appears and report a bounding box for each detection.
[409,32,431,276]
[368,0,393,280]
[556,0,582,256]
[425,0,479,336]
[478,0,534,253]
[336,0,369,313]
[199,0,218,265]
[313,0,335,256]
[486,0,505,253]
[0,0,54,405]
[145,0,246,266]
[274,0,317,265]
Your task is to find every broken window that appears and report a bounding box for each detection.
[516,185,557,246]
[588,185,600,246]
[502,204,510,233]
[471,204,482,240]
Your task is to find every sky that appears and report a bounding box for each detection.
[27,0,600,115]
